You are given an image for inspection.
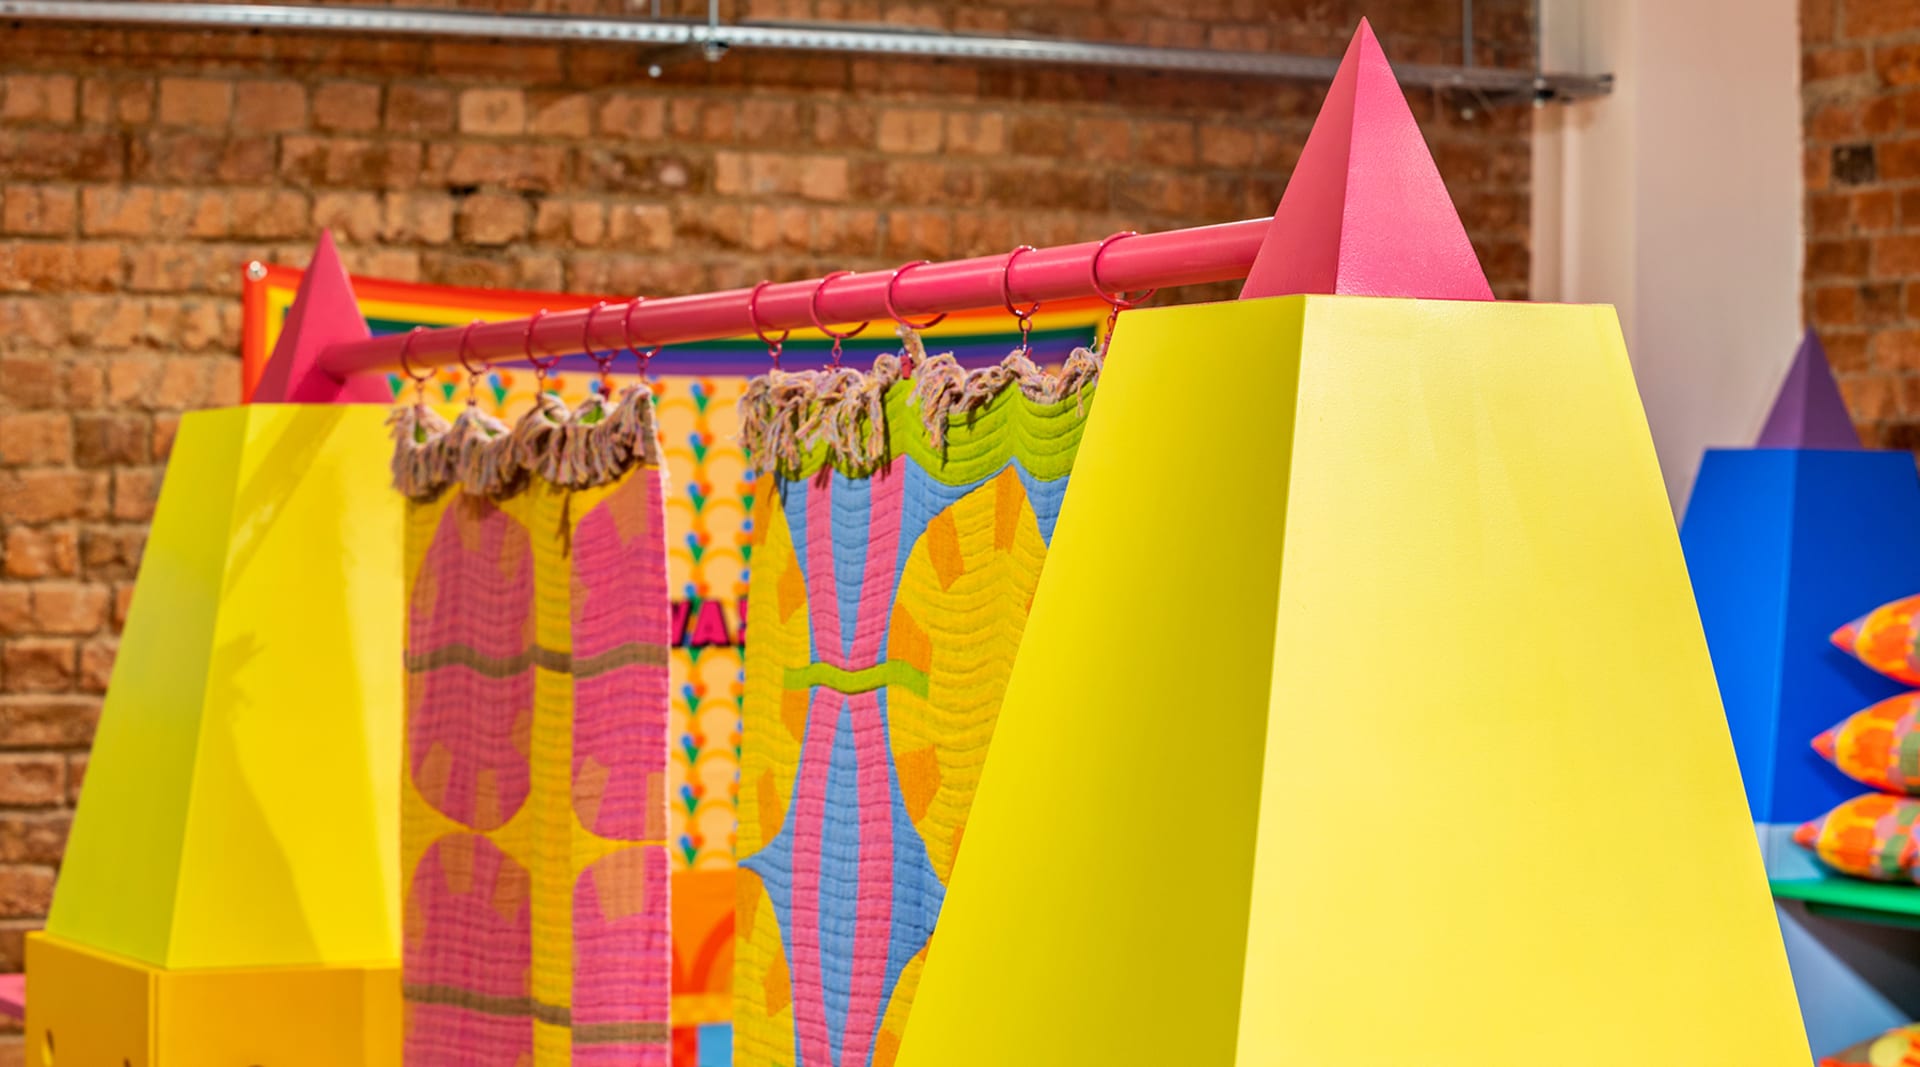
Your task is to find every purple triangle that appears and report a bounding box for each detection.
[1755,329,1862,449]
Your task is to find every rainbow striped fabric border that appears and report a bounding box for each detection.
[241,263,1110,400]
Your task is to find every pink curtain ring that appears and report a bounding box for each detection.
[1088,231,1155,310]
[807,271,869,368]
[748,280,790,369]
[884,260,947,331]
[523,308,561,387]
[455,319,486,407]
[581,301,617,394]
[620,296,661,374]
[1001,245,1040,354]
[1000,245,1039,322]
[397,325,432,402]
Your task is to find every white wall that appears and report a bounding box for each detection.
[1533,0,1804,512]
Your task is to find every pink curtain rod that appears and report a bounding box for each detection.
[315,217,1269,381]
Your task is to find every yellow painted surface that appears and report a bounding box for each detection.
[897,296,1809,1066]
[27,931,154,1067]
[27,932,399,1067]
[48,405,403,970]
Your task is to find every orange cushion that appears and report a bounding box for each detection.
[1833,594,1920,686]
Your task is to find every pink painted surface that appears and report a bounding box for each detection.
[1241,20,1494,302]
[249,230,390,404]
[307,218,1270,387]
[0,973,23,1020]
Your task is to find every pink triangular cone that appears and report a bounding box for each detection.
[249,231,384,404]
[1755,329,1861,449]
[1241,20,1493,302]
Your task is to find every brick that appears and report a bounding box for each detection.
[0,130,121,181]
[1128,120,1190,166]
[79,528,143,580]
[1887,137,1920,181]
[111,468,162,523]
[459,88,526,135]
[1,75,77,123]
[77,640,114,695]
[1805,46,1868,84]
[800,158,850,202]
[1069,117,1129,164]
[67,753,85,803]
[1877,234,1920,275]
[606,205,672,252]
[313,191,383,244]
[0,414,70,468]
[2,528,76,580]
[0,471,108,524]
[738,100,804,145]
[0,593,25,639]
[228,190,311,240]
[281,137,423,190]
[157,77,232,127]
[1200,124,1257,168]
[1846,0,1920,36]
[130,132,274,184]
[1009,114,1069,156]
[0,243,122,293]
[382,192,455,245]
[79,78,153,125]
[232,80,307,132]
[1811,283,1861,326]
[0,868,54,918]
[72,415,149,468]
[599,95,666,140]
[0,813,70,865]
[386,84,452,133]
[1,186,75,236]
[877,109,943,154]
[528,92,590,138]
[1805,0,1836,41]
[314,82,381,132]
[423,143,566,192]
[29,585,107,636]
[80,187,155,237]
[1810,237,1870,277]
[456,192,531,245]
[1,640,72,694]
[0,361,56,409]
[945,113,1004,156]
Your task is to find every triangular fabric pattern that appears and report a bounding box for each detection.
[1241,19,1494,301]
[1756,329,1862,449]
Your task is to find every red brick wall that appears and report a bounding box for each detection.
[1801,0,1920,446]
[0,0,1531,1046]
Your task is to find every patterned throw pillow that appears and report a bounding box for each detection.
[1796,794,1920,882]
[1816,692,1920,795]
[1820,1023,1920,1067]
[1833,594,1920,686]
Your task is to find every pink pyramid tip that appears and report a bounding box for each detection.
[1240,21,1493,302]
[248,231,383,404]
[1754,329,1861,449]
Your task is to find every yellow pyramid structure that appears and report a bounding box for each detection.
[29,404,402,1066]
[895,24,1809,1067]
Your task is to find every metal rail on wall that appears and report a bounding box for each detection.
[0,0,1613,104]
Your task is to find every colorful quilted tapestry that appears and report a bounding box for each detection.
[1816,692,1920,795]
[733,341,1099,1067]
[1821,1023,1920,1067]
[395,388,672,1065]
[1833,594,1920,686]
[1796,793,1920,882]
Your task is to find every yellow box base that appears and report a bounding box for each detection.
[25,933,399,1067]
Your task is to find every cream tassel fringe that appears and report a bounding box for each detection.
[739,326,1101,476]
[387,385,663,502]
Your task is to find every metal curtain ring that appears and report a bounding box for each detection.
[456,319,486,406]
[884,260,947,331]
[619,296,661,373]
[807,271,870,367]
[1088,231,1155,310]
[748,280,790,367]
